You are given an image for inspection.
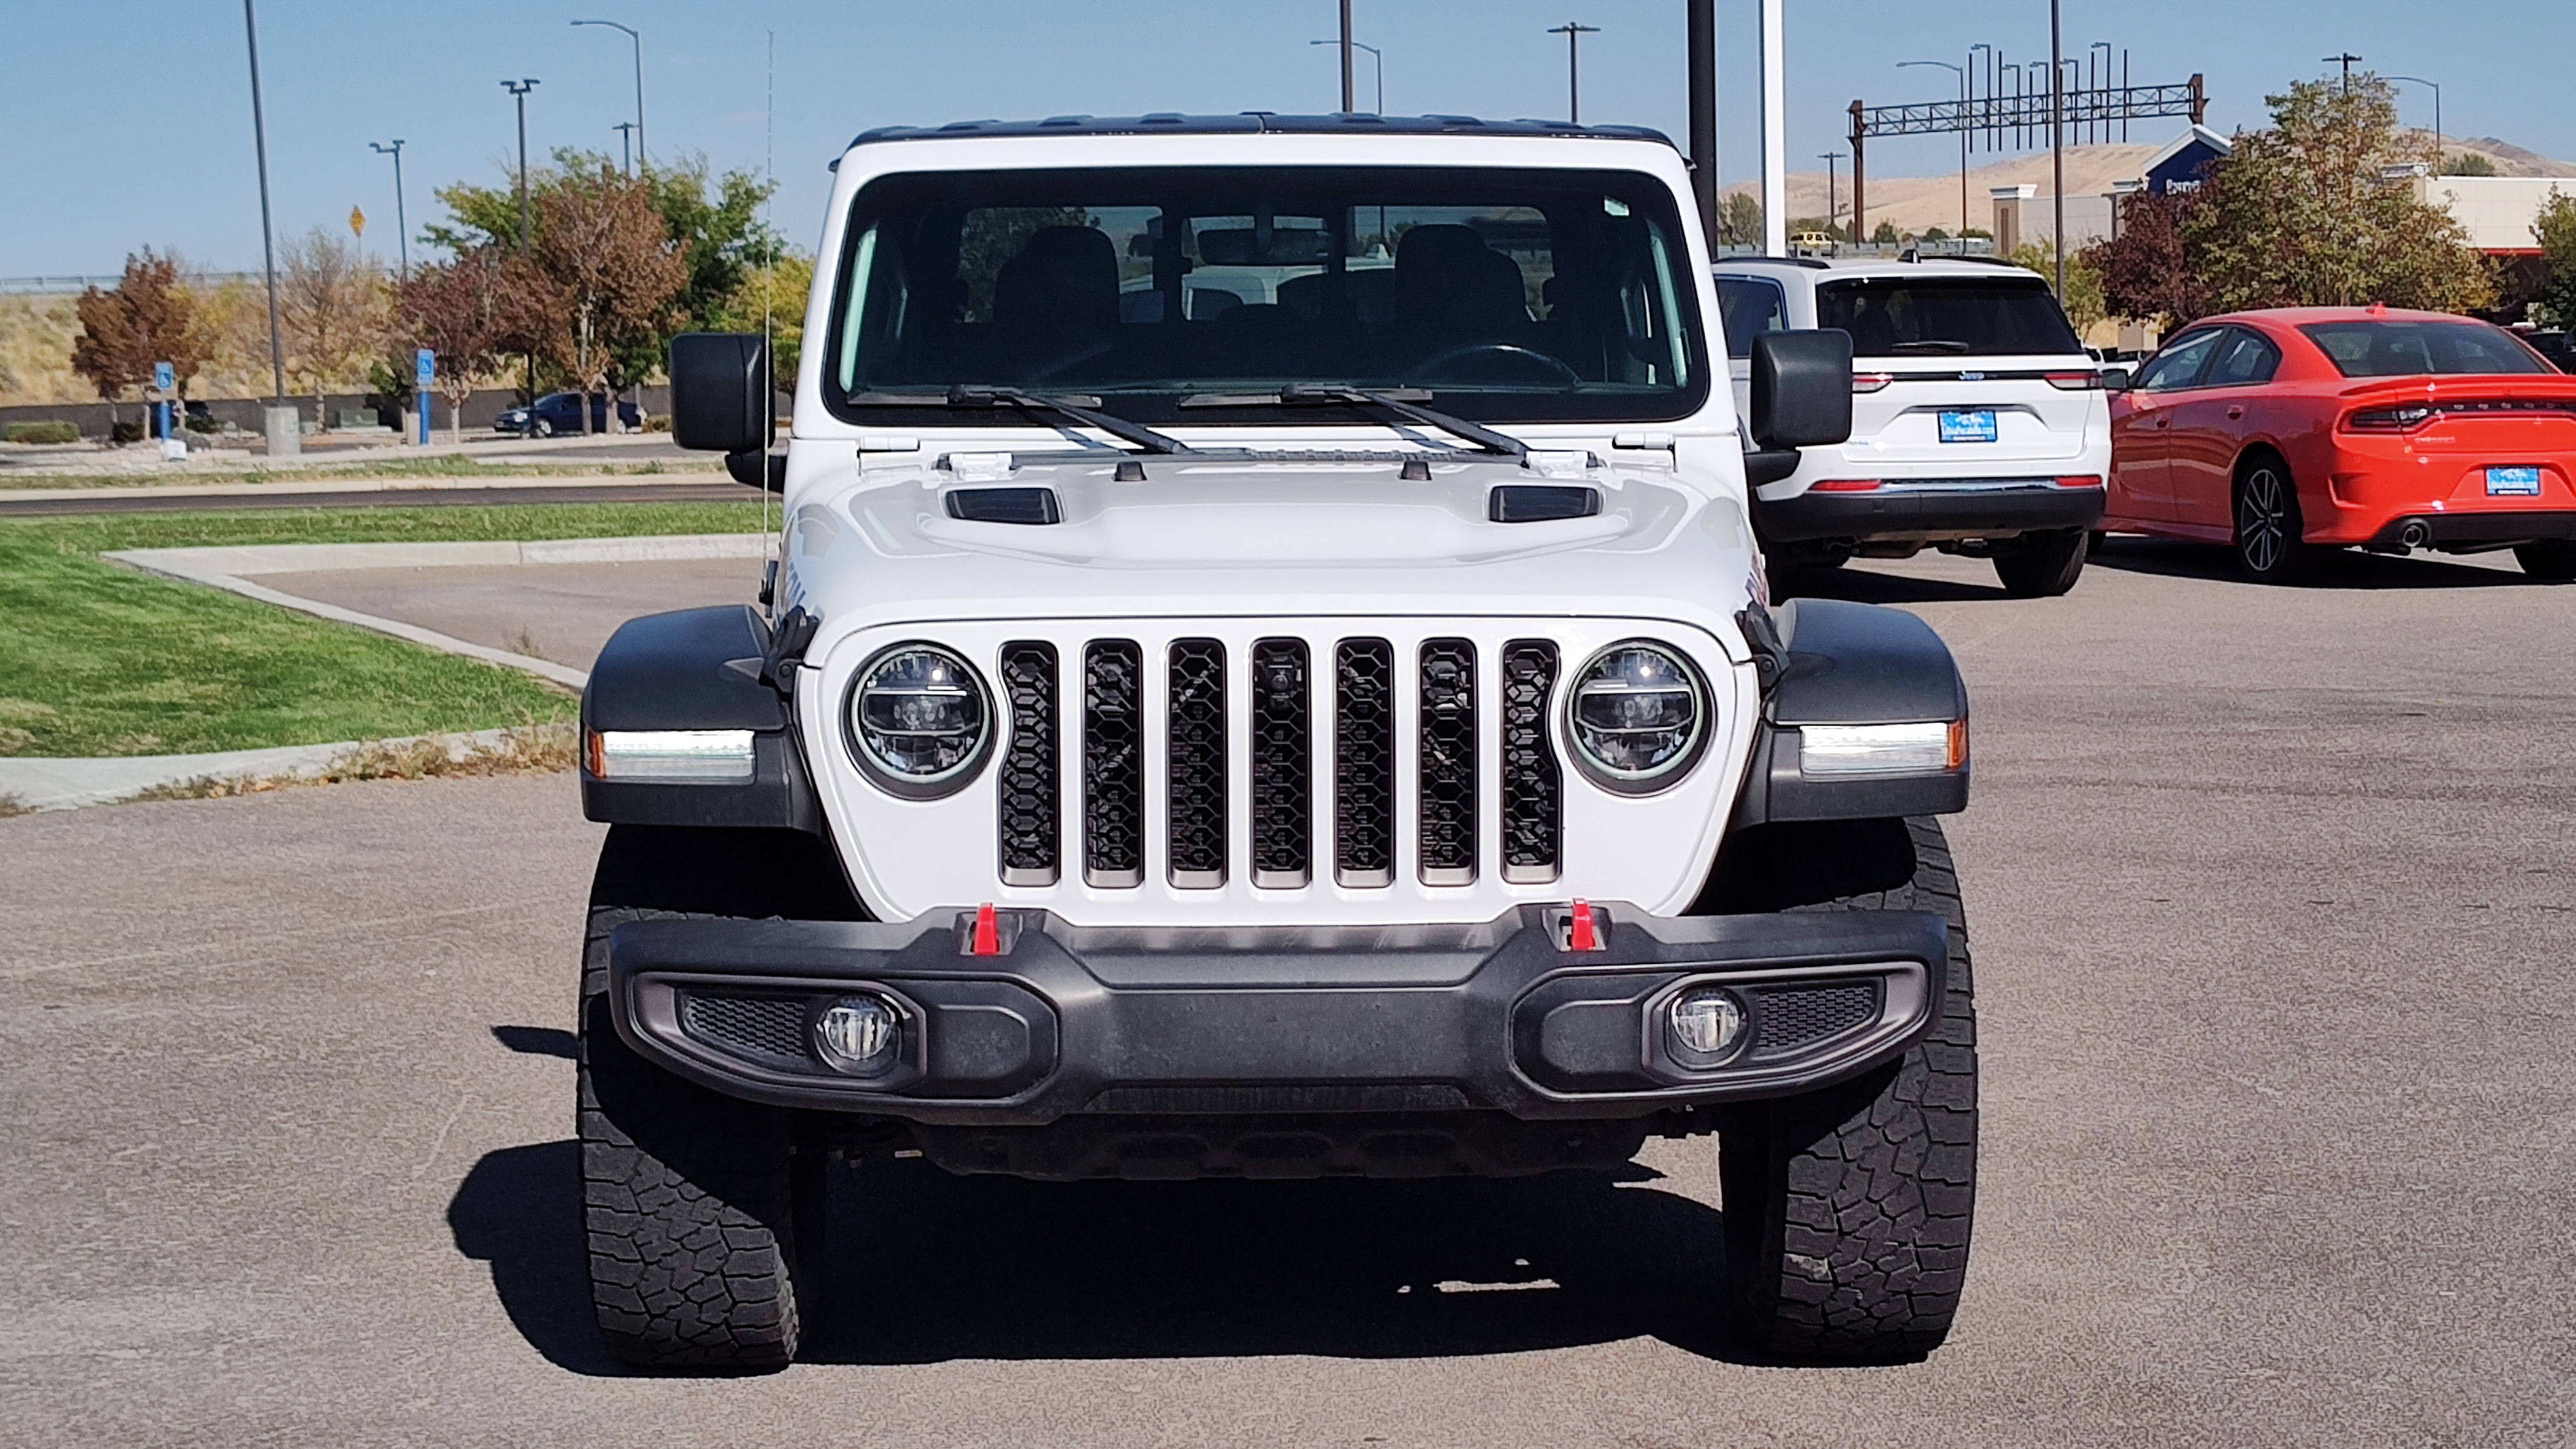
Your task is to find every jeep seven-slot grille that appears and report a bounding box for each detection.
[1166,640,1227,887]
[1013,635,1567,892]
[997,641,1059,886]
[1418,640,1477,885]
[1335,640,1397,887]
[1250,640,1312,888]
[1499,641,1562,882]
[1084,641,1144,887]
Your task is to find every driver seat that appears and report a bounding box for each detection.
[1394,225,1529,347]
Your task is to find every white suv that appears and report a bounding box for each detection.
[578,114,1984,1371]
[1714,255,2112,596]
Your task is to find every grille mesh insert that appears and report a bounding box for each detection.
[1250,639,1312,887]
[1418,640,1477,885]
[1749,982,1881,1061]
[1084,640,1144,887]
[997,641,1059,885]
[1166,639,1228,887]
[1334,639,1396,887]
[1499,641,1562,882]
[680,993,811,1065]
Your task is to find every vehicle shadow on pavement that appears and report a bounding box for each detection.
[2086,536,2533,589]
[1770,565,2007,605]
[447,1144,1770,1373]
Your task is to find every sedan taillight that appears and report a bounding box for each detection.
[2345,404,2437,432]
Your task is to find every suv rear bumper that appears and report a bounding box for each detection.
[1758,479,2106,543]
[606,905,1950,1128]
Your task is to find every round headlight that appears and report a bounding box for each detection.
[1566,641,1709,792]
[845,643,991,796]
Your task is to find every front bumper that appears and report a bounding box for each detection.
[607,904,1948,1128]
[1758,480,2106,543]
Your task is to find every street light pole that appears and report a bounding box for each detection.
[1339,0,1355,114]
[1308,39,1382,114]
[1759,0,1785,255]
[1546,21,1599,124]
[572,19,645,169]
[1820,151,1843,240]
[501,79,540,251]
[240,0,287,410]
[369,140,409,276]
[2386,74,2442,171]
[613,121,636,175]
[1899,60,1968,240]
[2050,0,2066,299]
[2325,52,2361,95]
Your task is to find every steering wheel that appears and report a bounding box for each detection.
[1409,342,1584,390]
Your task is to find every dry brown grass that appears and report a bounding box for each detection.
[0,793,31,819]
[127,721,576,802]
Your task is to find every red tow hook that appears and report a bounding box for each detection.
[1567,899,1602,952]
[971,902,1001,956]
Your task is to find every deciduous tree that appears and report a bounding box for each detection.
[2080,191,2209,328]
[395,247,510,442]
[2529,189,2576,331]
[280,226,391,429]
[70,250,209,433]
[720,250,816,393]
[500,165,687,431]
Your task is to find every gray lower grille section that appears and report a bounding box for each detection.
[1250,639,1312,888]
[1084,640,1144,888]
[1334,639,1396,887]
[997,641,1059,886]
[1418,639,1476,886]
[1166,639,1227,888]
[680,992,810,1066]
[1748,982,1881,1061]
[1499,640,1562,883]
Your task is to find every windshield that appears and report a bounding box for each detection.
[2297,319,2551,377]
[1813,277,2083,357]
[823,165,1708,425]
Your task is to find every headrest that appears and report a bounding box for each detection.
[993,225,1118,330]
[1395,224,1528,331]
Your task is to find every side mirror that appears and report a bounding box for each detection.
[2099,365,2134,392]
[669,332,772,455]
[1750,328,1854,450]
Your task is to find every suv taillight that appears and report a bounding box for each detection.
[2345,404,2437,432]
[2044,371,2105,391]
[1852,373,1894,394]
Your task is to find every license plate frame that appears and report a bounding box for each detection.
[2486,465,2543,496]
[1937,409,1999,444]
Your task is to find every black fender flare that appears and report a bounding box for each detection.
[579,606,825,832]
[1731,597,1970,825]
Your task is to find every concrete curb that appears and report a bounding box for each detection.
[0,472,724,504]
[101,533,774,692]
[0,726,541,813]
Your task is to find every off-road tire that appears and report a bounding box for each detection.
[2515,541,2576,582]
[575,826,861,1371]
[1992,527,2087,597]
[2235,455,2314,583]
[1714,817,1978,1362]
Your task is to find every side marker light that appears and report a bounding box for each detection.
[972,902,1001,956]
[1568,899,1602,952]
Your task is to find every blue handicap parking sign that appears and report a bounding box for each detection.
[153,361,174,392]
[415,348,436,387]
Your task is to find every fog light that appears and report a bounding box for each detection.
[814,996,902,1077]
[1668,989,1745,1059]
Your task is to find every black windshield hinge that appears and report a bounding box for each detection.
[1736,603,1787,696]
[761,606,821,695]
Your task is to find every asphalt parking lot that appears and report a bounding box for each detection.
[3,538,2572,1446]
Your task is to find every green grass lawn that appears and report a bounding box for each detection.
[0,502,769,757]
[1,450,723,491]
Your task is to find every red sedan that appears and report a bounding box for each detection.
[2105,305,2576,581]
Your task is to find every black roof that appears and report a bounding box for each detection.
[850,113,1675,149]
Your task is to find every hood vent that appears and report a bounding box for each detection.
[947,487,1062,525]
[1489,485,1601,523]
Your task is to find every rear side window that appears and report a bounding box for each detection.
[2204,328,2281,386]
[2133,328,2224,391]
[1813,278,2084,357]
[2297,319,2550,377]
[1716,277,1788,358]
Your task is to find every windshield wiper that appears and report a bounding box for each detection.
[844,385,1196,454]
[1184,384,1528,460]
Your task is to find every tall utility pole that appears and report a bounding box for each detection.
[369,140,409,275]
[1338,0,1355,113]
[502,79,540,251]
[1309,39,1383,114]
[240,0,287,410]
[1760,0,1785,254]
[613,121,636,174]
[1687,0,1718,243]
[2049,0,2065,299]
[1819,151,1843,239]
[1547,21,1601,123]
[2386,74,2442,170]
[2326,52,2361,94]
[1899,60,1968,240]
[572,19,645,169]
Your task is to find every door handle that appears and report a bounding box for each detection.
[2226,406,2245,419]
[2153,416,2170,428]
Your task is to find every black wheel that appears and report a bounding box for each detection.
[2234,457,2313,582]
[2515,541,2576,581]
[1714,818,1978,1362]
[575,826,863,1371]
[1991,527,2088,597]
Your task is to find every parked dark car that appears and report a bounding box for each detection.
[496,391,642,436]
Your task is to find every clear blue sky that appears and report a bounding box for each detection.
[5,0,2566,276]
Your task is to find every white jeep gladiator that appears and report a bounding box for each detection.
[577,113,1979,1370]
